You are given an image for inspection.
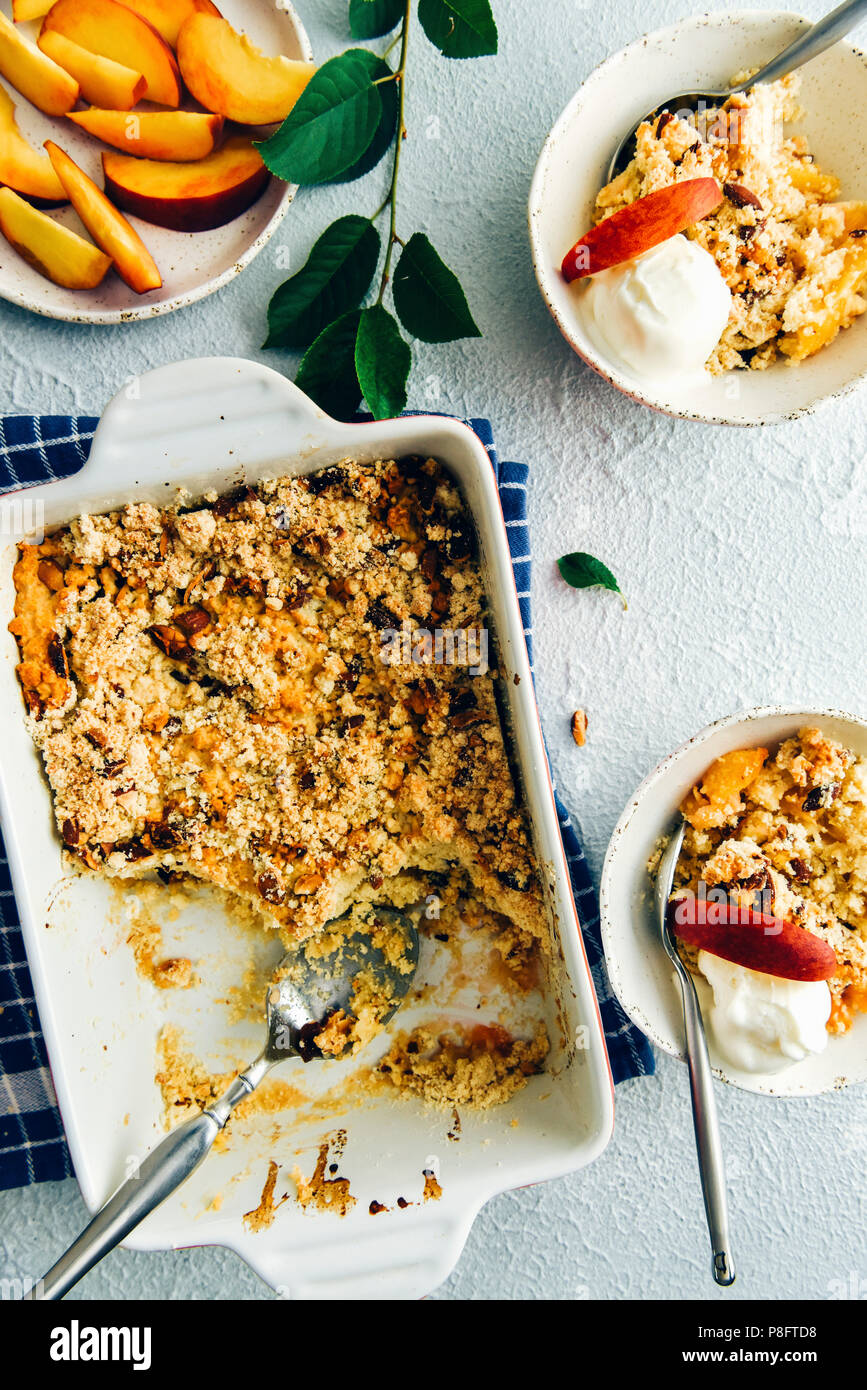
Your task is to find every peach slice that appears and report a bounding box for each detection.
[41,0,182,108]
[68,107,223,161]
[0,9,79,116]
[38,30,146,110]
[177,13,314,125]
[12,0,54,21]
[0,85,66,206]
[45,140,161,293]
[562,178,723,282]
[669,898,837,983]
[114,0,221,48]
[0,186,112,288]
[102,134,269,231]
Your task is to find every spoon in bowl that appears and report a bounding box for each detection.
[608,0,867,180]
[655,819,735,1287]
[26,906,419,1301]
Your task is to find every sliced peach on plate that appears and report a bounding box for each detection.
[0,9,79,116]
[562,178,723,282]
[45,140,161,293]
[68,107,223,161]
[0,186,112,288]
[669,897,837,982]
[40,0,182,108]
[0,86,66,206]
[114,0,221,49]
[177,13,314,125]
[12,0,54,21]
[102,134,269,231]
[38,30,146,110]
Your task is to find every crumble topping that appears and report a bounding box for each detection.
[595,75,867,370]
[13,455,551,1115]
[676,728,867,1032]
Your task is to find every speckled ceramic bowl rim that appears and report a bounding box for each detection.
[0,0,312,326]
[599,703,867,1094]
[528,10,867,426]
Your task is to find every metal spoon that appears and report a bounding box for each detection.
[655,820,735,1288]
[26,906,419,1301]
[608,0,867,180]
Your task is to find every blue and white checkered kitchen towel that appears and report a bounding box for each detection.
[0,412,653,1191]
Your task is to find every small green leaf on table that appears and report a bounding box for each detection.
[557,552,627,609]
[265,216,380,351]
[296,310,363,421]
[418,0,498,59]
[393,232,481,342]
[355,304,411,419]
[349,0,405,38]
[258,50,383,186]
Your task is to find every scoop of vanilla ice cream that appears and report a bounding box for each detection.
[582,235,732,382]
[698,950,831,1076]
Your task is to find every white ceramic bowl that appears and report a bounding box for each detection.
[528,9,867,425]
[599,705,867,1096]
[0,0,311,324]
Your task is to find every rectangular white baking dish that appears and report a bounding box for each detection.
[0,357,613,1300]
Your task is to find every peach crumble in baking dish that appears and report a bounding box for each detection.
[674,729,867,1050]
[594,76,867,370]
[10,456,551,1111]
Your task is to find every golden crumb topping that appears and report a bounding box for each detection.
[595,76,867,370]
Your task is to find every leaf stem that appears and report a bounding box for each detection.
[376,0,412,305]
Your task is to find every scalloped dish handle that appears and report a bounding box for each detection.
[10,358,351,531]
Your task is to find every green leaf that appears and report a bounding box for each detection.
[349,0,404,38]
[264,216,380,351]
[557,552,627,608]
[355,305,411,418]
[258,50,383,185]
[392,232,480,342]
[295,311,363,421]
[417,0,497,58]
[331,50,399,183]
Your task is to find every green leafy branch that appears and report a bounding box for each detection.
[259,0,497,420]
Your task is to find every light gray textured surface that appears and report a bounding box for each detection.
[1,0,865,1302]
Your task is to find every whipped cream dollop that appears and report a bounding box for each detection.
[582,235,732,382]
[698,950,831,1075]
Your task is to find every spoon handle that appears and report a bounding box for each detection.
[735,0,867,90]
[26,1056,271,1300]
[674,955,736,1287]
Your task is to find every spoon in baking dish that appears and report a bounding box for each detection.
[608,0,867,180]
[26,907,419,1301]
[655,820,735,1288]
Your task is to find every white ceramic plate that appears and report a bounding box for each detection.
[0,358,614,1299]
[599,705,867,1097]
[528,10,867,425]
[0,0,311,323]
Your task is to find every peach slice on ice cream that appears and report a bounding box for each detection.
[102,134,269,231]
[40,0,182,108]
[0,185,112,288]
[0,86,66,206]
[0,9,79,116]
[45,140,161,293]
[67,107,223,161]
[38,30,146,109]
[562,178,723,282]
[177,13,314,125]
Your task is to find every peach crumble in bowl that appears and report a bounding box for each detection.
[0,358,612,1300]
[600,706,867,1096]
[529,9,867,423]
